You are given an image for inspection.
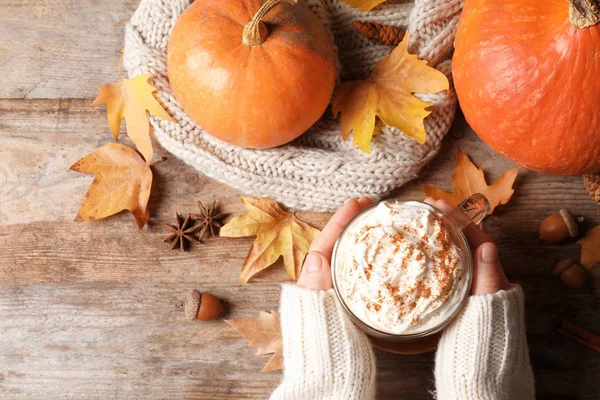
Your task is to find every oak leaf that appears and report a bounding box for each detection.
[332,31,449,152]
[225,311,283,372]
[220,197,320,283]
[422,148,519,214]
[70,143,152,229]
[92,74,175,164]
[578,225,600,269]
[340,0,387,11]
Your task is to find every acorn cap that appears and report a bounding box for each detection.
[559,209,578,238]
[184,289,201,321]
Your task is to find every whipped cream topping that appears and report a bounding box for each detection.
[334,201,469,335]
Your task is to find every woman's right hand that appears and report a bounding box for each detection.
[425,198,512,295]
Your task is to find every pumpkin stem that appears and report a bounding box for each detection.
[242,0,298,46]
[568,0,600,29]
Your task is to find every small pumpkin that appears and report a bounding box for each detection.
[453,0,600,175]
[167,0,336,149]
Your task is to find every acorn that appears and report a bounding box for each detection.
[553,258,588,289]
[540,209,580,244]
[184,289,223,321]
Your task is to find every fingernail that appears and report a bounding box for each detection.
[304,252,322,272]
[358,196,372,204]
[480,243,498,263]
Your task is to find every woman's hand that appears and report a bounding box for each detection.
[297,196,512,295]
[297,197,372,290]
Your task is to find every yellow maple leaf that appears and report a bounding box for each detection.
[225,311,283,373]
[340,0,387,11]
[220,197,320,283]
[70,143,153,229]
[422,148,519,214]
[92,74,175,164]
[332,31,449,152]
[577,225,600,269]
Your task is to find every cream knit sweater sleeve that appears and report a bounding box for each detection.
[271,286,534,400]
[270,285,377,400]
[435,286,535,400]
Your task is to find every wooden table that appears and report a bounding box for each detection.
[1,1,599,399]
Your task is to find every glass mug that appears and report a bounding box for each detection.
[331,193,490,342]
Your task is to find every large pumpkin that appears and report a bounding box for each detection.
[453,0,600,175]
[167,0,336,149]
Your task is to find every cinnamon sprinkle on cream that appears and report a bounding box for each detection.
[335,201,469,335]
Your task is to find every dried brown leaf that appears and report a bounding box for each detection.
[332,31,449,152]
[340,0,387,11]
[225,311,283,372]
[92,74,175,164]
[578,225,600,269]
[220,197,320,283]
[422,148,519,214]
[70,143,152,229]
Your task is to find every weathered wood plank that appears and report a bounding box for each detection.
[0,98,245,225]
[0,283,283,399]
[0,282,598,400]
[1,99,597,226]
[1,100,597,285]
[0,214,599,288]
[0,0,139,99]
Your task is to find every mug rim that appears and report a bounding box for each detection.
[330,198,474,341]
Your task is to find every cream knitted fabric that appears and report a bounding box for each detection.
[435,286,535,400]
[271,285,376,399]
[123,0,463,212]
[272,286,535,399]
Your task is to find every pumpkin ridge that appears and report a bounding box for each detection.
[205,0,256,27]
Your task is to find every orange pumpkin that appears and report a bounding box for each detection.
[167,0,336,149]
[453,0,600,175]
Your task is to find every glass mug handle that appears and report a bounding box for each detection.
[448,193,491,230]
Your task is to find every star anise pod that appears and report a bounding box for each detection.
[191,200,226,240]
[164,213,201,251]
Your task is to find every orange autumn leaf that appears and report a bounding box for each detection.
[92,74,175,164]
[577,225,600,269]
[220,197,320,283]
[70,143,153,229]
[225,311,283,372]
[422,148,519,214]
[340,0,387,11]
[332,31,449,152]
